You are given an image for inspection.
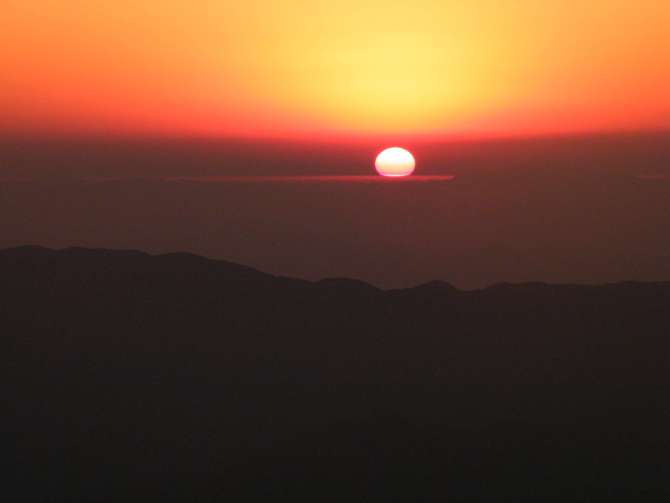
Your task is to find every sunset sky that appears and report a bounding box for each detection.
[2,0,669,139]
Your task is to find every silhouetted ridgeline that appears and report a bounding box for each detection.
[3,246,670,501]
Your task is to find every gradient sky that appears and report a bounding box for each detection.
[2,0,669,139]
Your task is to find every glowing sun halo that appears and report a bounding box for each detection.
[375,147,416,177]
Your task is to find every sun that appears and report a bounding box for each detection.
[375,147,416,177]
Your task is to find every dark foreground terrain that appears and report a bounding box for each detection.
[3,246,670,501]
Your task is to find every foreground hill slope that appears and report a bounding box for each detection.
[3,246,670,501]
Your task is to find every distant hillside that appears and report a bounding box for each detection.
[3,246,670,501]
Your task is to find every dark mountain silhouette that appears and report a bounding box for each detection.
[3,246,670,501]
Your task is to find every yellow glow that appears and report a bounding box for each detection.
[1,0,669,138]
[375,148,416,177]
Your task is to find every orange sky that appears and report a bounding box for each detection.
[2,0,669,140]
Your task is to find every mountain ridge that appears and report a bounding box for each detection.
[4,245,669,293]
[3,244,670,501]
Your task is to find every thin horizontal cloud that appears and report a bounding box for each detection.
[163,175,456,183]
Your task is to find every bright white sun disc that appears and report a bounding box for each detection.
[375,147,416,177]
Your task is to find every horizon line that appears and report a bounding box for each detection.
[1,127,669,147]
